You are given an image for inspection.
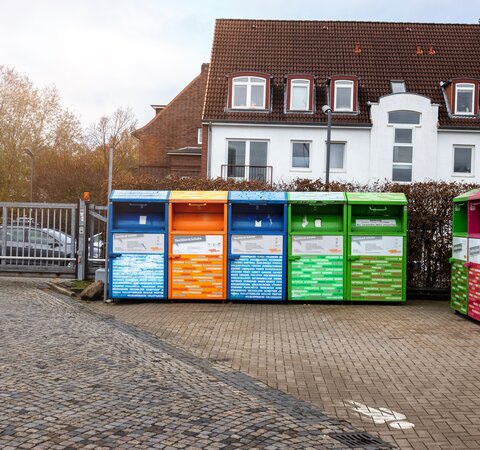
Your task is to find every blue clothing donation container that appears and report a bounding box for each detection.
[228,191,287,300]
[108,190,169,299]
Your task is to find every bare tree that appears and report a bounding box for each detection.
[0,66,83,201]
[86,107,138,170]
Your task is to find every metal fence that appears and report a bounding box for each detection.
[0,202,77,275]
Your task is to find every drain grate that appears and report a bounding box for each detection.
[329,432,394,449]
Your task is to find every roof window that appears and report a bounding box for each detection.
[391,81,406,94]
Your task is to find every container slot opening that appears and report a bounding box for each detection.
[468,201,480,235]
[171,203,225,232]
[350,204,404,232]
[290,204,344,232]
[230,203,284,232]
[453,202,468,234]
[112,202,166,231]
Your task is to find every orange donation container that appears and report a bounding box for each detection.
[168,191,228,299]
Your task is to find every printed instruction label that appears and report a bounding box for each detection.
[469,238,480,264]
[355,219,397,227]
[113,233,164,253]
[351,236,403,256]
[172,235,223,255]
[231,235,283,255]
[453,237,468,261]
[292,235,343,256]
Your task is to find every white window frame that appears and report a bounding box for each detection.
[452,145,475,177]
[225,139,269,179]
[455,83,475,115]
[334,80,354,112]
[388,110,421,126]
[289,79,311,111]
[197,127,202,145]
[290,141,312,171]
[231,76,267,110]
[328,142,346,173]
[392,127,414,183]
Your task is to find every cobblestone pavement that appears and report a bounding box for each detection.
[89,297,480,450]
[0,277,393,450]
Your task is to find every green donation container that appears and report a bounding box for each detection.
[346,192,407,302]
[450,190,476,314]
[287,192,347,300]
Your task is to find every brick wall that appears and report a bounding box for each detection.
[170,154,202,177]
[134,63,209,177]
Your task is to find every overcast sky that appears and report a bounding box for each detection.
[1,0,478,129]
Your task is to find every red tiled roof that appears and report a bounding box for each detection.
[203,19,480,127]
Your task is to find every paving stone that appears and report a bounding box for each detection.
[0,278,388,449]
[87,294,480,449]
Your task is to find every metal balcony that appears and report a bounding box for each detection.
[221,165,273,184]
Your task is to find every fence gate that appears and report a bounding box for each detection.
[87,204,107,277]
[0,202,77,276]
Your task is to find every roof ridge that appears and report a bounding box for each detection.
[214,18,480,26]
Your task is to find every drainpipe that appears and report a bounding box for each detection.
[207,121,212,178]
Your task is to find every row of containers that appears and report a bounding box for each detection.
[451,189,480,321]
[108,190,407,302]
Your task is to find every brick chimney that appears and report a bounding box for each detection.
[151,104,166,115]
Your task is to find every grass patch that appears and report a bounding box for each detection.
[69,280,93,291]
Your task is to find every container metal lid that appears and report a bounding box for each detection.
[456,188,480,202]
[169,191,228,201]
[228,191,286,202]
[346,192,407,204]
[110,190,169,201]
[288,192,346,202]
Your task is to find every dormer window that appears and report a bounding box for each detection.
[443,79,479,116]
[455,83,475,114]
[286,75,314,112]
[228,73,270,110]
[329,76,358,113]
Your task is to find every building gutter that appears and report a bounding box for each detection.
[202,120,372,129]
[438,127,480,132]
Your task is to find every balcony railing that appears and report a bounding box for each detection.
[221,165,273,184]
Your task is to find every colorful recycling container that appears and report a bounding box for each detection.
[346,192,407,301]
[467,191,480,321]
[228,191,287,300]
[465,189,480,320]
[168,191,228,300]
[287,192,347,301]
[108,190,169,299]
[450,191,473,314]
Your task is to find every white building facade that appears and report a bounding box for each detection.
[207,93,480,184]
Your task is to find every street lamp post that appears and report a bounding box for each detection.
[104,146,114,302]
[24,148,34,202]
[322,105,332,189]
